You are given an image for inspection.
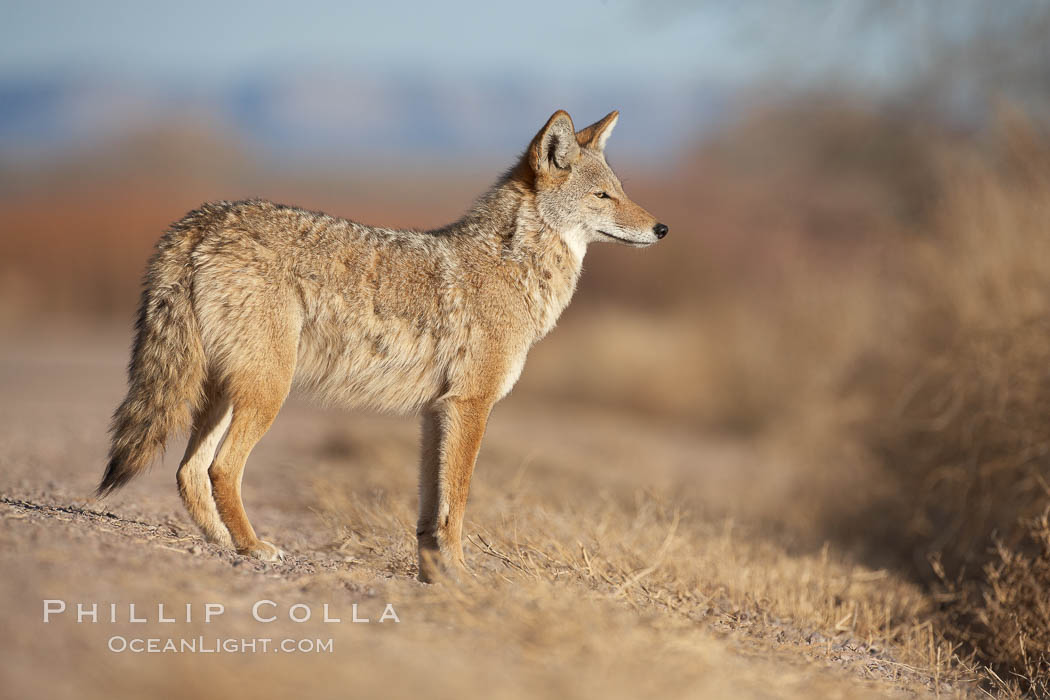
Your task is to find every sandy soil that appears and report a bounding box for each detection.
[0,322,976,699]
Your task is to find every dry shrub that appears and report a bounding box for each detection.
[937,511,1050,696]
[841,118,1050,692]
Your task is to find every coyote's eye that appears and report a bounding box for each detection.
[594,191,611,199]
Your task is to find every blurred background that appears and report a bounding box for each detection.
[3,0,1050,689]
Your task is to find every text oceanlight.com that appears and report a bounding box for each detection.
[107,636,334,654]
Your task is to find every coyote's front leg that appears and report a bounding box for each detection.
[417,397,492,583]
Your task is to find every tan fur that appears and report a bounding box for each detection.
[98,110,666,579]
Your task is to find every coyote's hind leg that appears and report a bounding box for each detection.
[176,380,233,546]
[208,363,294,562]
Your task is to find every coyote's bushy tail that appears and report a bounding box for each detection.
[97,206,222,497]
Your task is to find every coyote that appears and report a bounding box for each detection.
[98,110,666,581]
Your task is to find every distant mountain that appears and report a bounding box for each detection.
[0,70,729,166]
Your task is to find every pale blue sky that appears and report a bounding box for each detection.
[2,1,1030,94]
[3,1,745,84]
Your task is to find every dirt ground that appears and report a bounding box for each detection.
[0,321,979,699]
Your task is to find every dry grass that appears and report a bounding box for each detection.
[304,423,969,697]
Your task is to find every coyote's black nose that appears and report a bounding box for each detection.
[653,223,668,239]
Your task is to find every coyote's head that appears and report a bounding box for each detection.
[525,110,667,250]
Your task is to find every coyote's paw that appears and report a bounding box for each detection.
[417,546,470,584]
[241,540,286,563]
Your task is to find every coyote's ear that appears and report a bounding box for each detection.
[529,110,579,175]
[575,110,619,152]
